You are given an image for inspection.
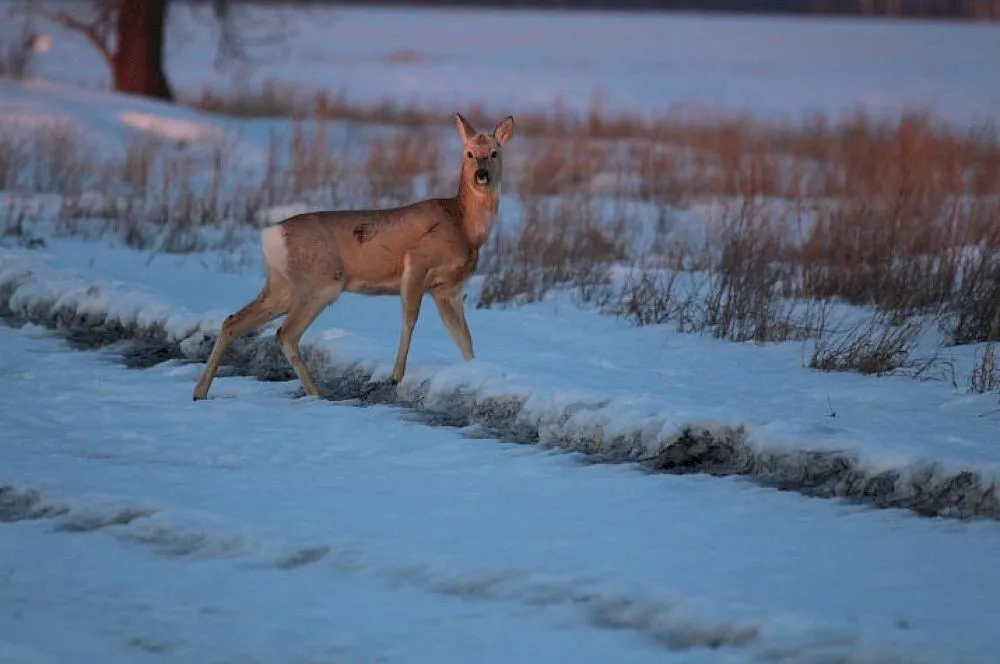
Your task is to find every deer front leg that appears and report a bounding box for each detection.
[391,256,426,384]
[432,286,474,361]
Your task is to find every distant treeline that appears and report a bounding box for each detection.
[242,0,1000,19]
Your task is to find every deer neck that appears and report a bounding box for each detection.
[456,179,500,248]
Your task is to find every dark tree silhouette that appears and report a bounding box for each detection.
[113,0,172,100]
[32,0,241,102]
[34,0,173,100]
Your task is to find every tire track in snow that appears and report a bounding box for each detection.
[1,262,998,522]
[0,483,932,663]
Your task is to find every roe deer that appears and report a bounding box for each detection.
[192,112,515,401]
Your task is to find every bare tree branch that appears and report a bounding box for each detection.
[207,0,297,72]
[33,3,115,67]
[211,0,245,68]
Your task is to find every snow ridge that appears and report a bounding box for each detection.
[1,256,997,522]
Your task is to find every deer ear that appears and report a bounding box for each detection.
[455,113,477,145]
[493,115,515,146]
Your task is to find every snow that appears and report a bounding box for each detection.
[3,324,1000,663]
[3,3,1000,661]
[17,4,1000,126]
[0,79,269,171]
[2,238,1000,515]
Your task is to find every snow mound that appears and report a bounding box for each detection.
[0,80,257,163]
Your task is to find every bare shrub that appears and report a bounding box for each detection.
[476,196,629,308]
[0,11,38,80]
[809,314,927,376]
[798,112,998,314]
[709,126,787,198]
[701,201,807,343]
[799,202,964,314]
[572,270,615,309]
[951,244,1000,345]
[969,344,1000,394]
[189,80,316,118]
[183,83,1000,196]
[608,267,681,327]
[2,203,26,238]
[628,142,689,205]
[0,121,95,195]
[36,125,98,195]
[0,115,346,251]
[475,235,545,309]
[364,127,442,205]
[514,138,612,197]
[187,81,446,130]
[4,90,1000,373]
[0,128,29,191]
[284,119,342,203]
[1,201,46,248]
[122,133,165,194]
[248,118,344,213]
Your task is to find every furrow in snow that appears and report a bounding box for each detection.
[0,485,69,523]
[1,256,997,521]
[0,482,938,663]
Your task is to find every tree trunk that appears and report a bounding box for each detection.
[112,0,173,101]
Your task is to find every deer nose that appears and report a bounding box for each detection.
[474,168,490,184]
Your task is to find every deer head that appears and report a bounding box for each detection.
[455,112,515,193]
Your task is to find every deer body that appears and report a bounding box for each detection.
[192,113,514,401]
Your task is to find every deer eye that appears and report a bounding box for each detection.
[466,151,473,159]
[490,150,497,159]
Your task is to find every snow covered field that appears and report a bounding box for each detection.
[2,210,1000,659]
[16,3,1000,124]
[3,3,1000,663]
[4,324,1000,664]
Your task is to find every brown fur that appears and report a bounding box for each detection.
[192,113,515,400]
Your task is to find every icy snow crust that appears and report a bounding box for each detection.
[2,249,997,521]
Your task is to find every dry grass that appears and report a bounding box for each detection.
[263,119,343,207]
[1,117,354,252]
[364,127,443,206]
[470,102,998,372]
[513,138,615,197]
[969,344,1000,394]
[0,12,37,80]
[950,246,1000,345]
[0,121,96,195]
[476,195,628,309]
[608,267,682,328]
[185,83,1000,209]
[186,81,459,127]
[797,113,1000,315]
[809,314,928,376]
[700,200,809,343]
[3,91,1000,383]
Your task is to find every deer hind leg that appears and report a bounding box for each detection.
[192,267,292,401]
[431,286,474,361]
[276,282,343,398]
[391,256,427,384]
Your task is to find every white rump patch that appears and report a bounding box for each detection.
[260,225,290,278]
